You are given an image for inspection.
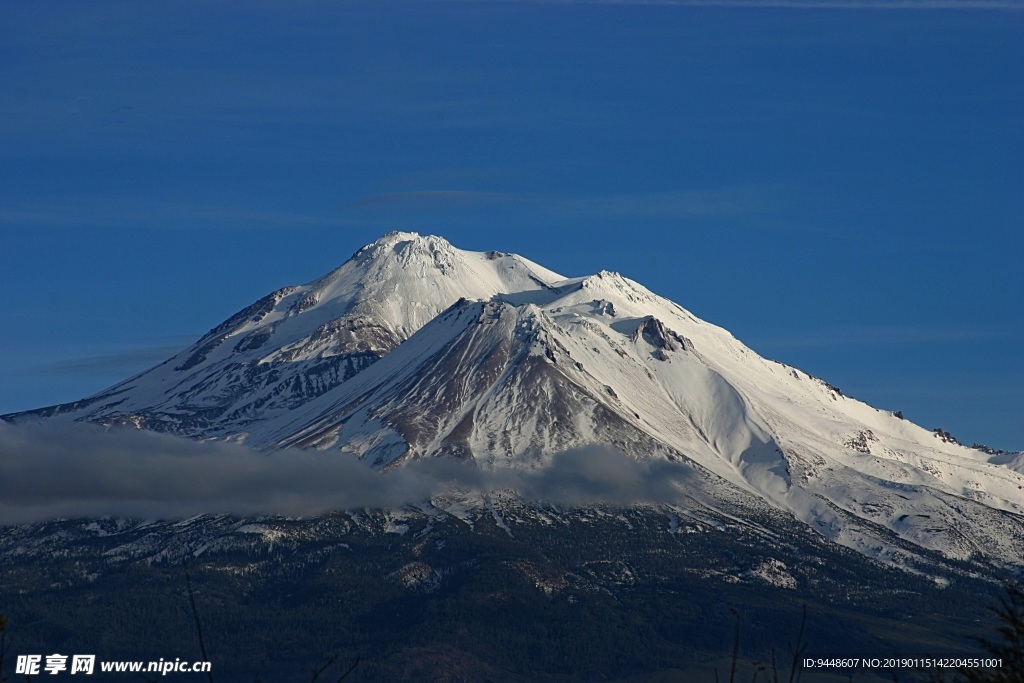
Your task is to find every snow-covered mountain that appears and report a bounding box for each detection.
[8,233,563,438]
[5,231,1023,568]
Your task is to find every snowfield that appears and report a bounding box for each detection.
[5,231,1022,568]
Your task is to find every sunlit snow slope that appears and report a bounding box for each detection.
[5,232,1023,566]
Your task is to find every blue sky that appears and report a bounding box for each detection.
[1,1,1021,450]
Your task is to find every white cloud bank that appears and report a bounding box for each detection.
[0,421,694,524]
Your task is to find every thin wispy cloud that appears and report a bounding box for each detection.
[0,201,342,230]
[748,324,1009,350]
[0,422,694,525]
[33,345,190,377]
[445,0,1023,9]
[343,185,792,220]
[550,185,792,219]
[345,190,527,211]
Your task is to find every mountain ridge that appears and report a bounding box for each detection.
[4,231,1023,570]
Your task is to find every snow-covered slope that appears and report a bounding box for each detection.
[5,232,1023,566]
[6,232,563,438]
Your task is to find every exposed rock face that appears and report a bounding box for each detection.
[631,316,687,359]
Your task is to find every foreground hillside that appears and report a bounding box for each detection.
[0,498,1005,682]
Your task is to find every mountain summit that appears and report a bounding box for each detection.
[5,232,1023,567]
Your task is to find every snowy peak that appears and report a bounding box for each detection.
[4,232,1022,569]
[5,233,568,438]
[250,230,564,348]
[317,231,565,335]
[268,298,587,465]
[262,290,789,501]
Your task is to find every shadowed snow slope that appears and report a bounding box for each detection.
[4,231,1023,567]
